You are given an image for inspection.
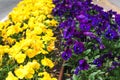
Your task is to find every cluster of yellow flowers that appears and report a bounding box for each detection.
[6,60,40,80]
[0,0,58,79]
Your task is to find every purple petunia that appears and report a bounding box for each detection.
[73,41,85,54]
[74,59,89,75]
[61,48,72,60]
[105,29,119,40]
[79,59,89,70]
[63,26,74,39]
[80,23,91,31]
[93,58,104,67]
[74,66,80,75]
[115,14,120,26]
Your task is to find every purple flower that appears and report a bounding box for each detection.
[63,0,73,9]
[91,17,100,26]
[80,23,91,31]
[117,56,120,60]
[83,31,96,38]
[112,61,119,66]
[105,29,119,40]
[78,59,89,70]
[107,10,116,17]
[65,39,73,45]
[53,0,59,4]
[99,44,105,49]
[93,58,104,67]
[115,14,120,26]
[100,52,114,60]
[63,26,74,39]
[59,19,75,28]
[61,48,72,60]
[73,41,85,54]
[76,14,89,23]
[108,66,116,71]
[74,59,89,75]
[108,61,119,71]
[74,66,80,75]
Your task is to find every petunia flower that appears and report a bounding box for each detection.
[73,41,85,54]
[105,29,119,40]
[61,48,72,60]
[78,59,89,70]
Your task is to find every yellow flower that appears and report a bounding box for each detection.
[46,29,54,36]
[14,65,26,79]
[0,45,10,65]
[31,60,40,70]
[6,72,18,80]
[37,15,46,22]
[25,49,36,58]
[15,52,26,64]
[52,78,57,80]
[50,19,58,27]
[40,49,48,54]
[14,60,40,79]
[47,41,55,52]
[41,57,54,68]
[24,65,35,79]
[3,37,16,45]
[26,60,40,70]
[44,19,58,27]
[33,25,43,34]
[38,72,57,80]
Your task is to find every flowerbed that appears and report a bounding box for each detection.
[53,0,120,79]
[0,0,58,80]
[1,0,120,80]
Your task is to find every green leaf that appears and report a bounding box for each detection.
[98,76,103,80]
[72,74,79,80]
[89,70,101,80]
[90,65,97,69]
[84,49,91,55]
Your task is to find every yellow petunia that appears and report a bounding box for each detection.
[24,65,35,79]
[14,65,26,79]
[15,52,26,64]
[38,72,57,80]
[41,57,54,68]
[25,49,36,58]
[47,41,55,52]
[6,72,18,80]
[31,60,40,70]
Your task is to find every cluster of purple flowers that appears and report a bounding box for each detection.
[74,59,89,75]
[53,0,120,74]
[93,52,114,67]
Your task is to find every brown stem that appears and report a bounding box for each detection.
[58,60,65,80]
